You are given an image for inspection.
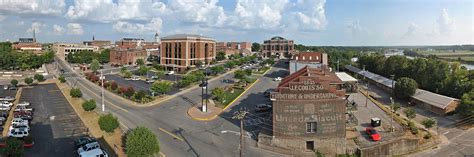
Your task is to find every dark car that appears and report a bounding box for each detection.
[9,86,17,90]
[75,137,97,149]
[264,89,274,97]
[0,112,8,118]
[14,114,32,120]
[222,79,234,84]
[365,127,381,141]
[13,111,33,116]
[255,104,272,112]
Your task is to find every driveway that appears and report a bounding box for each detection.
[21,83,88,156]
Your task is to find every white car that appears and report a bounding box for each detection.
[7,127,29,138]
[10,124,30,131]
[11,118,28,126]
[0,101,13,107]
[166,71,175,75]
[78,141,101,154]
[0,96,15,101]
[17,101,30,107]
[273,77,282,81]
[79,148,108,157]
[3,85,8,90]
[131,76,140,81]
[14,106,33,112]
[0,106,10,111]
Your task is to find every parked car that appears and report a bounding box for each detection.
[79,148,108,157]
[75,137,97,149]
[17,101,30,107]
[0,111,8,118]
[11,118,28,126]
[13,111,33,116]
[222,79,234,84]
[145,79,154,84]
[166,71,175,75]
[10,124,30,131]
[14,114,32,121]
[0,116,6,122]
[9,86,17,90]
[0,106,10,111]
[0,96,15,101]
[14,106,33,112]
[7,127,29,138]
[264,89,274,97]
[0,101,13,107]
[365,127,381,141]
[77,141,101,154]
[3,85,8,90]
[273,77,282,81]
[255,104,272,112]
[131,76,140,81]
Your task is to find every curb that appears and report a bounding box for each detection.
[187,78,260,121]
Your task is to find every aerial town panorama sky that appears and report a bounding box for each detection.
[0,0,472,46]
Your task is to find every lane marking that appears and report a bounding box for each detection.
[76,80,129,113]
[158,127,184,141]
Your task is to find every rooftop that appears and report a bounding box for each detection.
[161,34,214,41]
[335,72,358,82]
[345,65,395,88]
[412,89,459,109]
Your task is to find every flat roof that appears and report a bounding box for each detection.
[345,65,395,88]
[161,34,214,41]
[335,72,358,82]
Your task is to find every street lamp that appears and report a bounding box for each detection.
[200,66,209,113]
[100,71,105,112]
[390,74,395,132]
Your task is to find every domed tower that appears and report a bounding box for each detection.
[154,32,160,43]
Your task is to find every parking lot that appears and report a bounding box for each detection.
[21,83,88,156]
[0,84,18,98]
[105,74,182,95]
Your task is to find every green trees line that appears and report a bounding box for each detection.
[0,42,54,70]
[66,49,110,64]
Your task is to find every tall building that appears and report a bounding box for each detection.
[160,34,216,72]
[259,66,347,155]
[262,36,295,58]
[216,41,251,57]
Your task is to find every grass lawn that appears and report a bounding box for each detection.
[439,56,474,62]
[254,67,270,74]
[417,50,474,56]
[215,77,257,108]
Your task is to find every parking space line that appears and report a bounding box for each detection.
[76,82,129,113]
[158,127,184,141]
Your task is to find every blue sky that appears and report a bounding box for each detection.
[0,0,472,46]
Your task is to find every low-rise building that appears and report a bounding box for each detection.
[262,36,295,58]
[83,40,112,49]
[12,37,42,53]
[289,52,328,74]
[109,47,147,66]
[216,41,251,57]
[411,89,460,115]
[160,34,216,72]
[53,43,99,60]
[259,66,347,155]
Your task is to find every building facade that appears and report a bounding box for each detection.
[289,52,328,74]
[216,41,251,57]
[262,36,295,58]
[109,48,147,66]
[53,43,99,60]
[259,66,347,155]
[160,34,216,72]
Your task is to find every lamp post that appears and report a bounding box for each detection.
[363,65,368,107]
[200,66,209,112]
[390,74,395,132]
[100,71,105,112]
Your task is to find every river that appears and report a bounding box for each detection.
[461,63,474,70]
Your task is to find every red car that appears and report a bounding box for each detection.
[365,127,381,141]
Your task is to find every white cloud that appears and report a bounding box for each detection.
[113,18,162,34]
[401,22,421,39]
[168,0,227,26]
[437,9,456,35]
[0,15,5,21]
[346,20,368,36]
[66,0,167,23]
[27,22,46,34]
[230,0,289,30]
[0,0,65,16]
[67,23,84,35]
[53,25,65,35]
[293,0,327,30]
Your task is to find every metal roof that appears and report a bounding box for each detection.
[412,89,459,109]
[345,65,395,88]
[335,72,358,82]
[161,34,214,41]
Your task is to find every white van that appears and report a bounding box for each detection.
[78,148,108,157]
[77,141,100,154]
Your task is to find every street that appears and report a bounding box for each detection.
[56,57,289,157]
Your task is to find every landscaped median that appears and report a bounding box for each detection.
[56,80,125,157]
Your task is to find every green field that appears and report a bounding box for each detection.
[417,50,474,56]
[438,56,474,62]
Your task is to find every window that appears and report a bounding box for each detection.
[306,141,315,151]
[306,122,317,133]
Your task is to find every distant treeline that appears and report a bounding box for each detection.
[0,42,54,70]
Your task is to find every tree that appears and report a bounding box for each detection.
[82,99,97,111]
[216,51,226,61]
[251,42,261,52]
[98,49,110,63]
[234,70,246,79]
[136,58,145,66]
[10,79,18,87]
[110,81,118,90]
[125,127,160,157]
[34,74,44,82]
[394,77,418,100]
[136,65,149,76]
[244,69,252,76]
[70,88,82,98]
[211,87,226,103]
[393,103,401,113]
[404,108,416,119]
[150,81,173,95]
[123,71,132,79]
[58,75,66,83]
[421,118,436,129]
[224,61,236,69]
[134,90,147,101]
[0,138,24,157]
[98,113,119,133]
[210,65,224,74]
[458,90,474,117]
[90,59,100,73]
[24,77,33,86]
[124,86,135,98]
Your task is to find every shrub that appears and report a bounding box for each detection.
[70,88,82,98]
[124,86,135,98]
[404,108,416,119]
[34,74,45,82]
[150,81,173,95]
[110,81,118,90]
[423,132,432,139]
[244,69,252,76]
[177,79,192,88]
[118,86,127,94]
[125,127,160,157]
[98,113,119,133]
[407,121,419,135]
[134,90,147,101]
[10,79,18,87]
[421,118,436,129]
[58,75,66,83]
[24,77,33,85]
[234,70,246,79]
[0,138,24,157]
[82,99,96,111]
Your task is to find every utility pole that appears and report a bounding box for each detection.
[337,59,340,72]
[390,74,395,132]
[100,71,105,112]
[363,65,368,107]
[233,109,248,157]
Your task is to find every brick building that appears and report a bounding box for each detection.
[289,52,328,74]
[160,34,216,72]
[53,43,99,60]
[12,30,42,53]
[216,41,251,57]
[259,66,347,155]
[262,36,295,58]
[109,47,147,66]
